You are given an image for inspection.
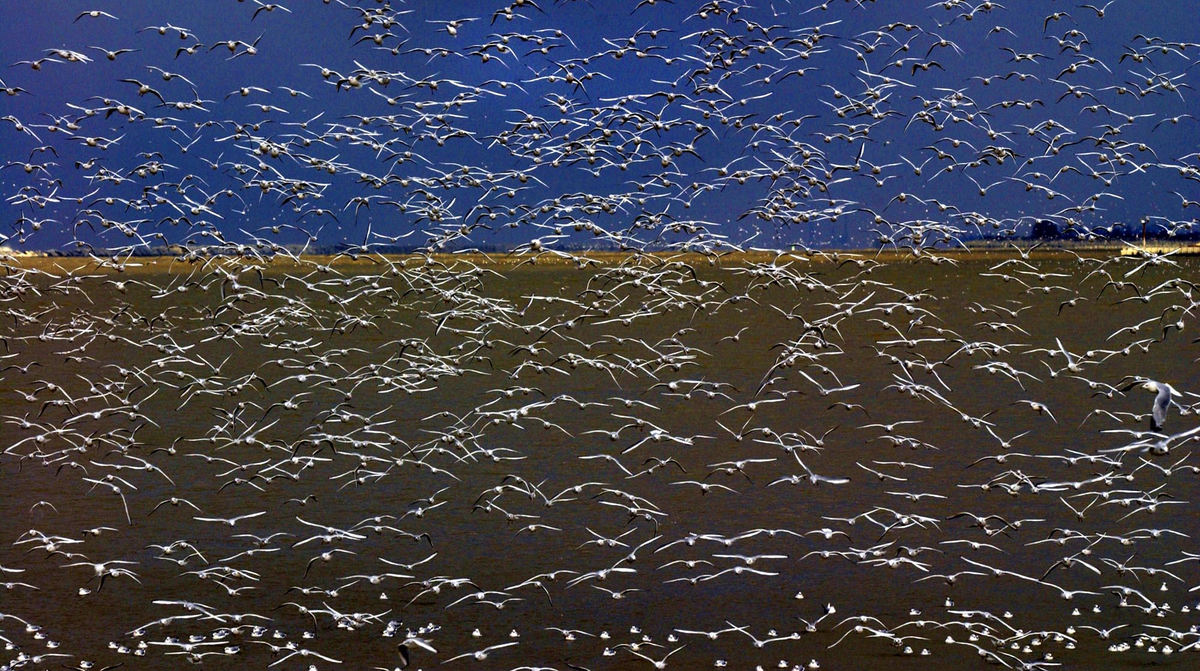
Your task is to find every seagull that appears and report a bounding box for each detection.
[74,9,119,22]
[1103,422,1200,456]
[1127,379,1183,431]
[396,635,437,668]
[193,511,267,526]
[442,641,519,663]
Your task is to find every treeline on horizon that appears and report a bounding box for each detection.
[1029,219,1200,242]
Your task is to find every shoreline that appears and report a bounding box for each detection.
[3,241,1198,272]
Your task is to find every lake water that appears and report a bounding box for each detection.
[2,251,1198,670]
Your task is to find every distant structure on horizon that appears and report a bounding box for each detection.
[1029,219,1200,243]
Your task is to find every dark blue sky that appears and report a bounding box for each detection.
[2,0,1198,252]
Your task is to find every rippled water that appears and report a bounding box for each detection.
[2,252,1198,670]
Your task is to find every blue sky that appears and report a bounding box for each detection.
[2,0,1198,251]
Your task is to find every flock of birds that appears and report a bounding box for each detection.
[2,0,1200,670]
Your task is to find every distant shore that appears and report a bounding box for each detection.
[4,241,1199,274]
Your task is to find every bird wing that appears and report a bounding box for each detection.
[1152,385,1172,430]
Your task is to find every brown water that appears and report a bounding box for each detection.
[2,251,1198,670]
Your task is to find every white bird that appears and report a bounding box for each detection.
[1103,421,1200,456]
[193,511,267,526]
[1131,379,1183,431]
[442,641,518,663]
[396,636,437,668]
